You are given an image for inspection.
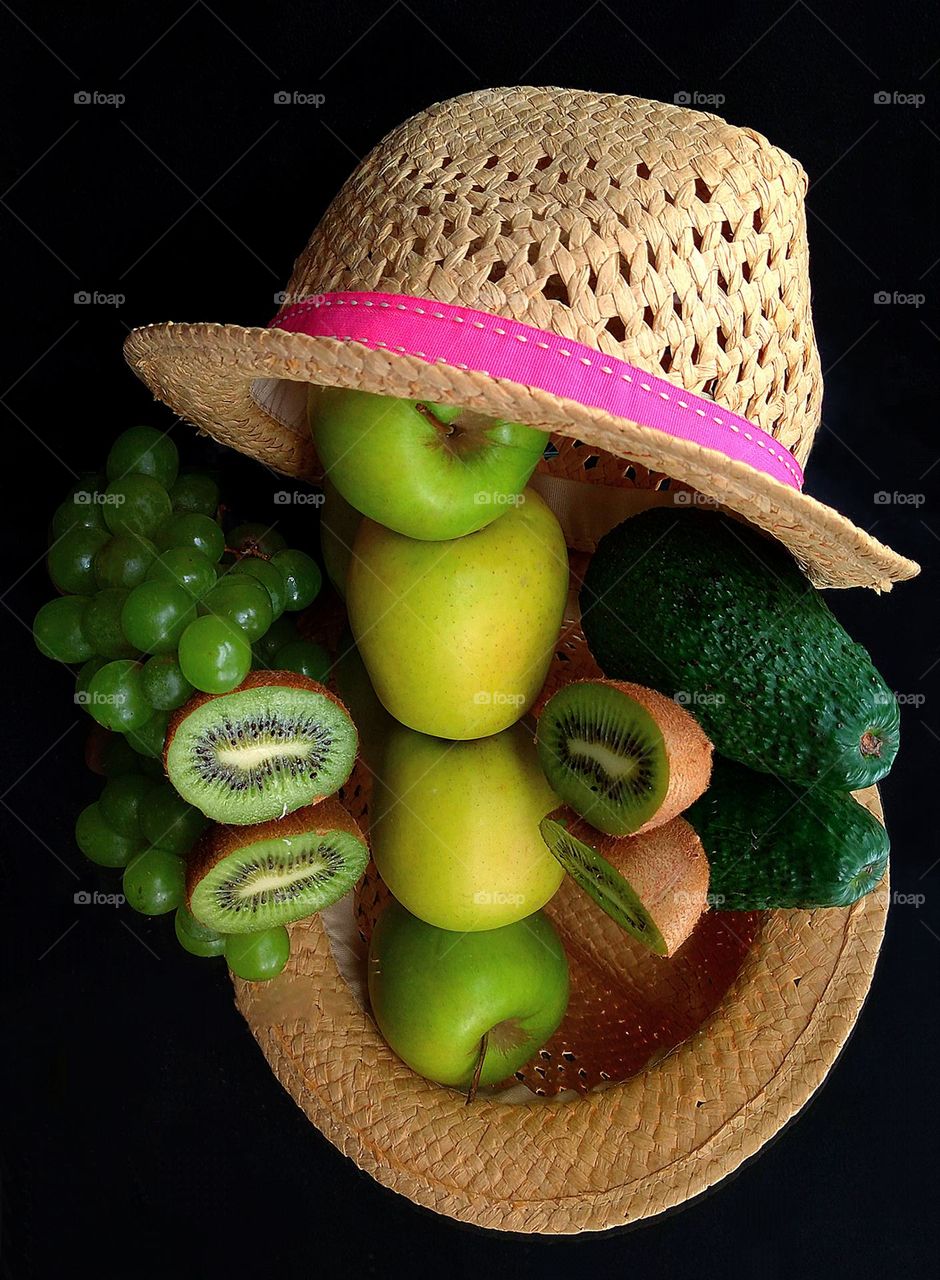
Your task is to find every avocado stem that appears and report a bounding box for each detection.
[860,731,883,758]
[466,1031,489,1105]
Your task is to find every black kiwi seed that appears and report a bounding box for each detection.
[187,797,370,933]
[553,830,650,936]
[551,706,657,804]
[216,838,347,915]
[537,681,671,835]
[166,678,359,825]
[193,710,335,792]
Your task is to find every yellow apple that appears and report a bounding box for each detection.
[370,721,564,930]
[346,488,568,739]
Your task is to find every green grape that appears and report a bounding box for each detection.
[121,580,196,654]
[200,576,272,643]
[252,615,298,667]
[229,522,287,557]
[274,638,331,683]
[229,558,286,618]
[271,549,322,611]
[75,657,106,711]
[81,588,136,658]
[63,471,107,500]
[146,547,217,599]
[140,783,207,854]
[224,927,290,981]
[170,472,219,517]
[75,801,139,868]
[140,755,165,779]
[94,534,157,589]
[47,526,111,595]
[178,615,251,693]
[155,513,225,562]
[33,596,95,664]
[99,773,157,838]
[125,708,170,759]
[106,425,179,489]
[103,474,172,538]
[51,473,109,538]
[123,848,185,916]
[175,905,226,958]
[86,660,151,732]
[96,732,143,777]
[140,653,194,710]
[52,496,105,540]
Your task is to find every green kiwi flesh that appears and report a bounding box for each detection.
[537,682,667,835]
[166,682,357,824]
[189,824,368,934]
[539,815,668,955]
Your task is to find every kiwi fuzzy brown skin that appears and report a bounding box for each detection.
[187,796,368,931]
[618,681,713,831]
[540,806,710,956]
[536,678,713,836]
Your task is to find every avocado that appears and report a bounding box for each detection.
[580,509,899,790]
[686,757,889,910]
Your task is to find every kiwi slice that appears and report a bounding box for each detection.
[536,679,712,836]
[165,672,357,824]
[540,807,710,956]
[187,797,368,933]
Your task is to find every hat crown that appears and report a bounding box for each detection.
[288,87,821,464]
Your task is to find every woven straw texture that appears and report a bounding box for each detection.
[235,803,886,1233]
[123,87,918,590]
[233,594,889,1232]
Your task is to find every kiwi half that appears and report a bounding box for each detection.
[536,679,712,836]
[187,797,368,933]
[540,807,710,956]
[165,672,357,824]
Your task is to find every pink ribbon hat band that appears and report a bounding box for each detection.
[271,291,805,492]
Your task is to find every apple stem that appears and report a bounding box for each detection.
[466,1031,489,1105]
[415,401,456,437]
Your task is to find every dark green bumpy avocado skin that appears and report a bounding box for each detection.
[686,758,889,910]
[580,509,899,790]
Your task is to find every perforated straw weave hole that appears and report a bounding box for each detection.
[292,89,821,461]
[123,87,919,589]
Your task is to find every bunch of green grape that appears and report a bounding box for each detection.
[78,736,289,980]
[34,426,330,762]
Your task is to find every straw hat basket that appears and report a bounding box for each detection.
[123,87,908,1231]
[231,594,887,1233]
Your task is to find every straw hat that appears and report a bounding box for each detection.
[124,87,899,1228]
[124,86,917,589]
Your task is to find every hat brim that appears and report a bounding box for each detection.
[124,321,918,590]
[233,786,887,1233]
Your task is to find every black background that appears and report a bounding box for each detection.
[2,2,938,1276]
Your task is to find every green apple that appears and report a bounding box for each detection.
[308,385,547,541]
[371,721,564,931]
[347,488,568,739]
[368,899,569,1090]
[319,476,361,599]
